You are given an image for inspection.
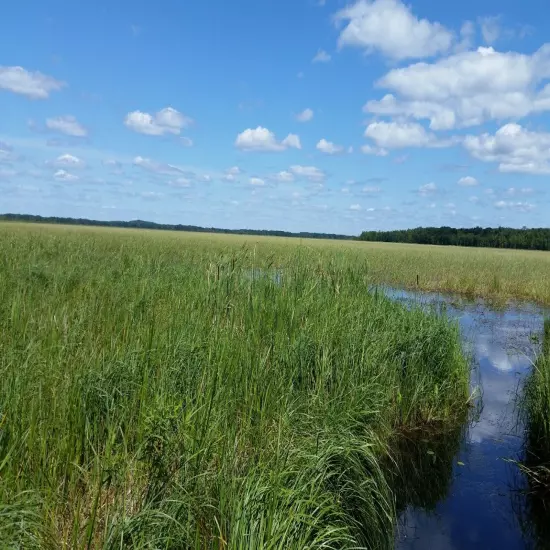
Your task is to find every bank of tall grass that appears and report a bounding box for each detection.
[519,320,550,545]
[522,321,550,483]
[0,225,470,548]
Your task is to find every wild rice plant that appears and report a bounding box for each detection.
[0,225,470,548]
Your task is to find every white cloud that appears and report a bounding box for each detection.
[362,186,381,194]
[360,144,388,156]
[335,0,453,60]
[49,153,86,169]
[418,182,437,196]
[235,127,301,151]
[463,123,550,174]
[133,156,184,175]
[46,115,88,137]
[469,195,480,203]
[223,167,241,182]
[296,108,314,122]
[349,204,362,211]
[290,165,326,182]
[505,187,534,196]
[458,176,479,187]
[364,121,441,148]
[365,45,550,129]
[282,134,301,149]
[54,169,79,182]
[479,16,501,45]
[312,49,331,63]
[272,170,295,183]
[316,138,344,155]
[457,20,476,52]
[124,107,192,136]
[250,177,265,186]
[0,66,65,99]
[168,177,192,188]
[494,200,535,212]
[0,141,15,163]
[180,136,193,147]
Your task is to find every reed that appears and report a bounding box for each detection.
[0,224,470,548]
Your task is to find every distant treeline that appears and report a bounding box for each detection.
[359,226,550,251]
[0,213,353,241]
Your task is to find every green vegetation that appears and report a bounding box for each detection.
[0,223,470,549]
[0,213,353,240]
[4,220,550,305]
[360,226,550,251]
[519,320,550,546]
[522,320,550,484]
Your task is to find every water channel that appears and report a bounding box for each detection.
[385,288,549,549]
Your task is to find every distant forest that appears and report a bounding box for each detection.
[2,214,550,251]
[0,213,353,241]
[359,226,550,251]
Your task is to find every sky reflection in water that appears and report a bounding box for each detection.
[387,290,545,550]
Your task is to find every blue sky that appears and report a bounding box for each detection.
[1,0,550,234]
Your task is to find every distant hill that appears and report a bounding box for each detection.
[0,213,354,241]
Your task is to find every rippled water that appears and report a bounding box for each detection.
[386,289,548,550]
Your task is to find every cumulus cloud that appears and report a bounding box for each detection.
[361,144,389,156]
[418,182,438,196]
[312,49,331,63]
[0,66,65,99]
[223,166,242,182]
[296,108,314,122]
[235,127,301,151]
[316,139,344,155]
[463,123,550,174]
[364,45,550,129]
[124,107,192,136]
[349,204,362,211]
[54,169,79,182]
[46,115,88,137]
[362,186,381,195]
[250,177,265,186]
[458,176,479,186]
[290,165,326,182]
[48,153,86,169]
[364,121,443,148]
[335,0,453,60]
[133,156,184,175]
[272,170,295,183]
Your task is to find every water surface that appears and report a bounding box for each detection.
[386,289,548,550]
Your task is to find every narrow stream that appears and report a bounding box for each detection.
[386,289,549,549]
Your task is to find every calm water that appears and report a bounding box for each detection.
[386,289,549,550]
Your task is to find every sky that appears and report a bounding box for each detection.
[1,0,550,235]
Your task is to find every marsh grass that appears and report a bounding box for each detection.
[0,224,470,548]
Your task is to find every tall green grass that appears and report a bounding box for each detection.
[518,320,550,546]
[522,320,550,480]
[0,226,470,548]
